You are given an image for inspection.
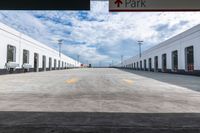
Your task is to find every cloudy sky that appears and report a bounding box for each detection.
[0,1,200,66]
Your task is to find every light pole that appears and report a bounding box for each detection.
[99,61,102,67]
[138,41,143,58]
[121,55,124,67]
[77,54,80,67]
[58,39,63,58]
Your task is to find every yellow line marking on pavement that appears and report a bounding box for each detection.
[123,79,134,85]
[65,78,79,84]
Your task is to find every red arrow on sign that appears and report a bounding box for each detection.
[115,0,123,7]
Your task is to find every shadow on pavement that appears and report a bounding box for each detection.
[119,69,200,93]
[0,111,200,133]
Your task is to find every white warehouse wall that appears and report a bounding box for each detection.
[120,24,200,75]
[0,22,81,73]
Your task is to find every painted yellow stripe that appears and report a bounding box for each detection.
[65,78,79,84]
[123,79,134,85]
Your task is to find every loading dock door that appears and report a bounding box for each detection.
[42,56,46,71]
[185,46,194,72]
[49,58,52,70]
[134,63,136,69]
[172,50,178,72]
[144,60,147,71]
[154,56,158,72]
[149,58,152,71]
[34,53,39,72]
[54,59,57,70]
[162,54,167,72]
[58,61,61,69]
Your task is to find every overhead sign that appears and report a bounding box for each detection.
[0,0,90,10]
[109,0,200,11]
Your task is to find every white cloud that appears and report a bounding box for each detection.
[62,44,109,64]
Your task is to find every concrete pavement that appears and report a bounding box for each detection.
[0,68,200,112]
[0,112,200,133]
[0,68,200,132]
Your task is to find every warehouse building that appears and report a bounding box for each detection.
[0,22,81,75]
[120,24,200,76]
